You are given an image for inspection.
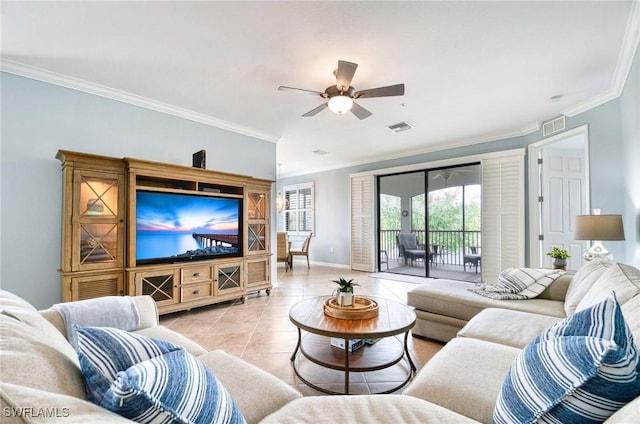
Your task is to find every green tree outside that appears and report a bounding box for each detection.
[380,185,481,256]
[380,194,401,230]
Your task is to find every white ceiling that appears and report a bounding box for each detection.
[2,1,638,177]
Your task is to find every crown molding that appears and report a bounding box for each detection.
[562,0,640,117]
[0,59,280,144]
[520,121,541,135]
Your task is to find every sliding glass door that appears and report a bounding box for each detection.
[426,164,481,282]
[377,163,481,282]
[378,171,427,277]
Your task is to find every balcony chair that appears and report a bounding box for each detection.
[289,232,312,269]
[463,246,481,273]
[276,232,291,271]
[429,244,445,266]
[380,250,389,270]
[397,232,426,266]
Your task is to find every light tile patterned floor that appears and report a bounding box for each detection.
[160,263,444,395]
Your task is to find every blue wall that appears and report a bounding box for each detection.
[2,43,637,308]
[279,47,639,269]
[1,73,276,308]
[620,45,640,265]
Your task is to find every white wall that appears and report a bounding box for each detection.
[1,73,276,308]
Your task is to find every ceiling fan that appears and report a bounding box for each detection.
[278,60,405,120]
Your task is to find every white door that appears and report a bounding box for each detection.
[540,139,588,270]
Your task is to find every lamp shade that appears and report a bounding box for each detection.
[574,214,625,241]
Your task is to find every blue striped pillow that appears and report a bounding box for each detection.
[75,325,182,404]
[493,292,640,424]
[101,349,245,424]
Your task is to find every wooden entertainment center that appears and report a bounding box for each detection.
[56,150,273,314]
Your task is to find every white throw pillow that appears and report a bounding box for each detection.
[564,259,612,315]
[575,263,640,313]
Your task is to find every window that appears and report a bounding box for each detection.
[284,182,314,235]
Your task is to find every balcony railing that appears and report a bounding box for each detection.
[380,229,481,267]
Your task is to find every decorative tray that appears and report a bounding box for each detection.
[323,296,379,320]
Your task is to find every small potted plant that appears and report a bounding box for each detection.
[546,247,570,270]
[332,278,359,307]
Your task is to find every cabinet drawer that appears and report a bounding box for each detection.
[181,265,213,283]
[181,282,213,302]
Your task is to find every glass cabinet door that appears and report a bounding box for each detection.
[214,263,243,295]
[135,270,178,307]
[247,191,268,253]
[72,170,125,271]
[248,192,266,220]
[247,223,266,252]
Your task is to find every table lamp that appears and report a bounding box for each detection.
[574,210,625,262]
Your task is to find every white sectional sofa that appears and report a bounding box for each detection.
[403,260,640,423]
[407,272,573,342]
[0,290,475,423]
[1,259,639,423]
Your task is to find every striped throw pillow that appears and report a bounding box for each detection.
[75,326,182,404]
[76,326,245,424]
[102,349,245,424]
[493,292,640,424]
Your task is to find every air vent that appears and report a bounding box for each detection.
[386,121,413,133]
[542,116,566,137]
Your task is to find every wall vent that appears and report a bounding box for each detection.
[542,116,566,137]
[386,121,413,133]
[312,149,328,155]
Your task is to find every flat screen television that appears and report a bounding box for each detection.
[135,190,242,265]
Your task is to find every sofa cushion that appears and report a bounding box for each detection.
[621,293,640,351]
[576,263,640,313]
[1,382,131,424]
[457,308,562,349]
[134,326,208,357]
[606,396,640,423]
[75,326,182,405]
[198,350,302,424]
[564,259,612,315]
[101,349,245,424]
[404,337,520,423]
[407,279,566,322]
[260,395,479,424]
[494,293,640,423]
[0,291,86,399]
[0,290,38,311]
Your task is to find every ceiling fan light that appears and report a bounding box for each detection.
[328,95,353,115]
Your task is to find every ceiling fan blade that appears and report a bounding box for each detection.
[335,60,358,91]
[278,86,328,98]
[350,102,372,120]
[354,83,405,99]
[302,103,328,117]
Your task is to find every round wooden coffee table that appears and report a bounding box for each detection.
[289,296,417,395]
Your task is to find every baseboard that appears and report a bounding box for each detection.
[289,259,352,269]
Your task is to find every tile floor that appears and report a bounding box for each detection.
[160,264,444,395]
